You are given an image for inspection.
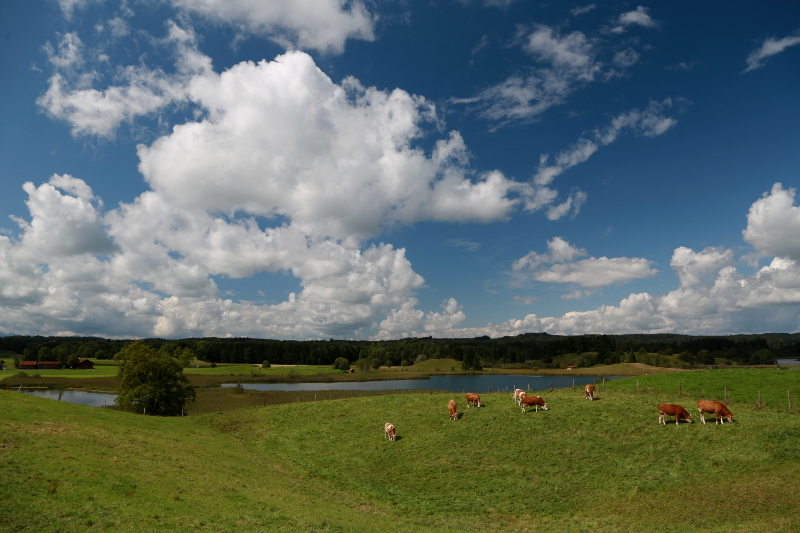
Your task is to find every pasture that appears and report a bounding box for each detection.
[2,369,800,532]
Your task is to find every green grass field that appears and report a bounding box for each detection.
[2,369,800,532]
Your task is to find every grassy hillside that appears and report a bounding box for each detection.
[2,369,800,532]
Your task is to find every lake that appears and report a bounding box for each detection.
[222,374,616,393]
[777,359,800,365]
[17,388,117,407]
[15,374,617,408]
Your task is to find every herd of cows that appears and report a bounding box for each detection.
[383,383,735,441]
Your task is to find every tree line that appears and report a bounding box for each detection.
[2,332,799,369]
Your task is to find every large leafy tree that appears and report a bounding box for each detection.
[115,341,196,416]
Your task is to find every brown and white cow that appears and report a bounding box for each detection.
[466,392,483,408]
[657,403,693,425]
[697,400,734,425]
[585,384,595,401]
[448,399,458,420]
[513,389,526,406]
[384,422,397,441]
[520,395,548,413]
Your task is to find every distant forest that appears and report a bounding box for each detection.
[2,332,800,370]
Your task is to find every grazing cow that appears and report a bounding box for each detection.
[466,392,483,408]
[697,400,734,425]
[513,389,526,406]
[657,403,693,425]
[384,422,397,441]
[448,399,458,420]
[585,384,595,401]
[520,395,549,413]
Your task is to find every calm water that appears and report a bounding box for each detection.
[15,374,618,407]
[777,359,800,365]
[222,374,616,393]
[17,389,117,407]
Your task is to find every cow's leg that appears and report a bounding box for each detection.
[675,415,679,426]
[658,413,664,425]
[698,408,706,424]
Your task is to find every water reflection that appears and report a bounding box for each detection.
[223,374,616,393]
[18,389,117,407]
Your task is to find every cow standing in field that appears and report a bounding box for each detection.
[466,392,483,408]
[513,389,526,406]
[520,395,548,413]
[657,403,693,425]
[448,399,458,420]
[697,400,734,425]
[585,384,595,401]
[384,423,397,441]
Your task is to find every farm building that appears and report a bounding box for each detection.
[75,358,94,369]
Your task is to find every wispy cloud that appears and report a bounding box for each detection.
[743,34,800,73]
[522,99,680,217]
[571,4,596,17]
[609,6,659,34]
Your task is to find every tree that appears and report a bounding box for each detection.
[115,341,196,416]
[332,357,349,371]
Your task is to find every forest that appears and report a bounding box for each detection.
[2,331,799,370]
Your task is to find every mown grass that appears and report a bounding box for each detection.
[2,369,800,532]
[605,366,800,409]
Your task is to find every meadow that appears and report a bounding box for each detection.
[2,368,800,532]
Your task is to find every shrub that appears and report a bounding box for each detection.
[262,360,271,368]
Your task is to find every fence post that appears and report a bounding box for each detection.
[758,391,762,407]
[725,386,728,401]
[572,379,575,389]
[788,390,792,409]
[637,380,639,390]
[603,377,605,389]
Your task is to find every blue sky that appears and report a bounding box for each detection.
[0,1,799,340]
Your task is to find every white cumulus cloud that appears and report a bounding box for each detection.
[513,237,657,289]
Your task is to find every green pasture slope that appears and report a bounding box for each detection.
[2,369,800,532]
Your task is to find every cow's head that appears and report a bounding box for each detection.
[542,403,549,411]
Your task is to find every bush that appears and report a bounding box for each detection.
[12,371,29,378]
[333,357,350,371]
[232,382,245,394]
[414,354,428,364]
[262,360,271,368]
